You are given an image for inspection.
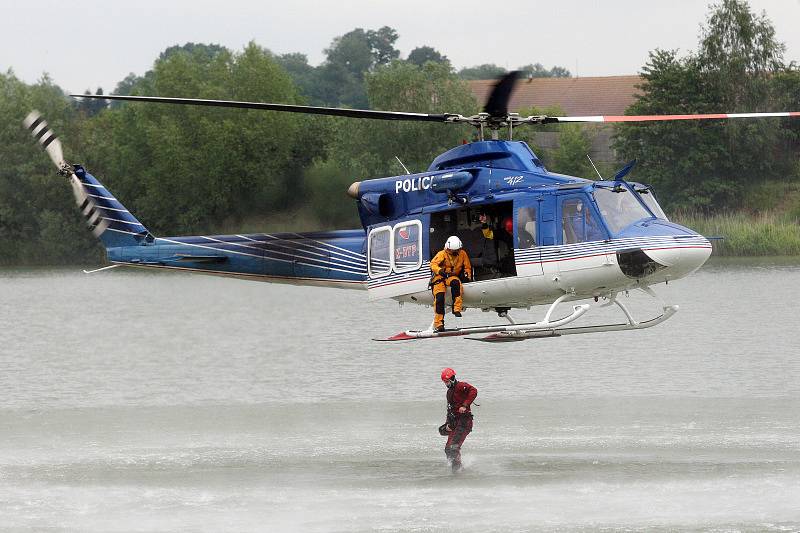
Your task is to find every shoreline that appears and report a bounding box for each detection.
[672,212,800,256]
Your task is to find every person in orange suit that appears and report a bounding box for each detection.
[429,236,472,332]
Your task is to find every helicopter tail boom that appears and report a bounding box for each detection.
[104,230,369,289]
[24,111,153,249]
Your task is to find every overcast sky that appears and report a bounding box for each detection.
[2,0,799,95]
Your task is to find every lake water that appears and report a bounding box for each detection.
[1,259,799,531]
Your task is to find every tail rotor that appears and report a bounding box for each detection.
[23,111,109,237]
[23,111,67,172]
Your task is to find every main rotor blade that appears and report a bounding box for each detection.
[71,94,455,123]
[551,111,800,123]
[483,71,520,118]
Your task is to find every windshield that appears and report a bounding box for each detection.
[635,186,668,220]
[593,184,652,234]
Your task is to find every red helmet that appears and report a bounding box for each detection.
[441,368,456,382]
[503,217,513,234]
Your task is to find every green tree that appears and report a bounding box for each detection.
[302,158,363,228]
[76,87,108,117]
[771,68,800,176]
[613,50,744,209]
[274,52,318,103]
[458,64,507,80]
[699,0,784,109]
[80,42,314,235]
[315,27,401,108]
[548,124,593,178]
[366,26,401,66]
[113,73,141,95]
[407,46,449,67]
[458,63,570,80]
[613,0,793,211]
[107,43,231,104]
[159,42,229,63]
[517,63,571,78]
[546,66,571,78]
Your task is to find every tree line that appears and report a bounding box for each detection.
[0,27,573,265]
[1,0,798,265]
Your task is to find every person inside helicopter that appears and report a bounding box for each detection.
[517,206,537,249]
[467,209,500,279]
[495,216,516,273]
[593,183,660,234]
[498,216,514,248]
[562,198,605,244]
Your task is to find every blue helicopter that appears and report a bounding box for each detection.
[25,72,798,341]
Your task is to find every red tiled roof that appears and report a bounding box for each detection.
[468,75,643,116]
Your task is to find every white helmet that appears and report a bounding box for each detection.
[445,236,462,251]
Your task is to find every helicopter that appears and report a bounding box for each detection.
[24,72,799,341]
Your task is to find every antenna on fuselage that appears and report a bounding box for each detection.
[395,156,411,175]
[586,154,603,180]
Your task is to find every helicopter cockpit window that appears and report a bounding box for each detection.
[393,221,422,273]
[368,226,392,278]
[635,186,669,220]
[593,185,652,234]
[561,197,605,244]
[517,207,537,249]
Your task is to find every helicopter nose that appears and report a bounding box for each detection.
[642,239,712,278]
[616,222,712,281]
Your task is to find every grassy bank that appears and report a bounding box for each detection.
[673,211,800,256]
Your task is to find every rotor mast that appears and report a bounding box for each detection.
[448,112,555,141]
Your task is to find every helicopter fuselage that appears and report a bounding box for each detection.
[102,140,711,312]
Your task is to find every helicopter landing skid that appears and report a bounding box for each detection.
[375,288,678,342]
[473,288,679,342]
[375,293,590,341]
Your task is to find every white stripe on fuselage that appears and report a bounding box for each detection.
[232,234,366,268]
[198,236,366,273]
[155,237,367,277]
[366,235,711,289]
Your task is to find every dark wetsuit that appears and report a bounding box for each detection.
[444,380,478,470]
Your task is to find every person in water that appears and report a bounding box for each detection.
[439,367,477,472]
